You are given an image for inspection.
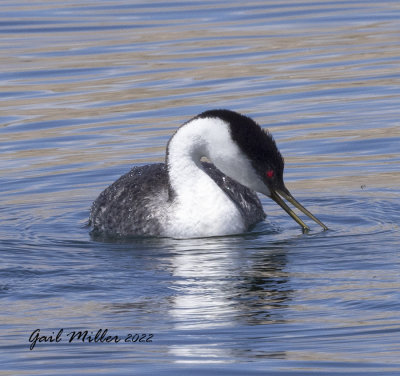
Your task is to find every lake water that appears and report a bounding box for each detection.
[1,0,400,374]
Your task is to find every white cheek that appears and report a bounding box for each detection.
[211,147,270,196]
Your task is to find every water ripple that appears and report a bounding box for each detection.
[1,0,400,374]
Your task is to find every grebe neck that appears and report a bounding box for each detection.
[167,116,268,198]
[165,117,246,237]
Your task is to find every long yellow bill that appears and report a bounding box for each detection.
[270,188,328,233]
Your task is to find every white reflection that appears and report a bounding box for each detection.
[170,248,237,330]
[164,236,289,362]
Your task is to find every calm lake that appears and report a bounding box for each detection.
[1,0,400,374]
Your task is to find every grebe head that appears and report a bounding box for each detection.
[195,109,328,232]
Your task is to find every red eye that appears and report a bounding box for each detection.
[266,170,274,178]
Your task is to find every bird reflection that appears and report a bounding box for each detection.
[229,251,292,326]
[101,237,292,362]
[167,239,292,361]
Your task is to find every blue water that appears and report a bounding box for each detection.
[1,1,400,374]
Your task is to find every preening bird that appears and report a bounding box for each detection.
[89,109,328,238]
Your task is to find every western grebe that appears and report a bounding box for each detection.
[89,109,328,238]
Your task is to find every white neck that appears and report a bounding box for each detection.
[164,117,266,238]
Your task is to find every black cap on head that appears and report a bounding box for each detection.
[196,109,285,189]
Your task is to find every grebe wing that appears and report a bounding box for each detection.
[89,163,168,237]
[201,162,266,228]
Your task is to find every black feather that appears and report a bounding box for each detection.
[196,109,284,179]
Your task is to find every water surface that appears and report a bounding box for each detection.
[1,1,400,374]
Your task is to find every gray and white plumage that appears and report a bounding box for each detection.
[89,109,328,239]
[89,162,265,238]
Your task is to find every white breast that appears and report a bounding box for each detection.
[165,163,245,238]
[165,117,254,238]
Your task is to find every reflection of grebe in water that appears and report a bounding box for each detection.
[89,110,328,238]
